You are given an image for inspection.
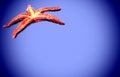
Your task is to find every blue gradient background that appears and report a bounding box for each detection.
[0,0,120,77]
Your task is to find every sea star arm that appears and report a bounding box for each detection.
[12,18,33,38]
[38,7,61,13]
[3,13,27,28]
[35,13,65,25]
[26,5,35,16]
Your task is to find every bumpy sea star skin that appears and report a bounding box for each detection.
[3,5,65,39]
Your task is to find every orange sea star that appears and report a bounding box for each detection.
[3,5,65,38]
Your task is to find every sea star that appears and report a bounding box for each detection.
[3,5,65,38]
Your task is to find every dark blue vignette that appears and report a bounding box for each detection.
[0,0,120,77]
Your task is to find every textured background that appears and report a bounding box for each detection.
[0,0,120,77]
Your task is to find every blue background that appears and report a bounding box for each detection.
[0,0,120,77]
